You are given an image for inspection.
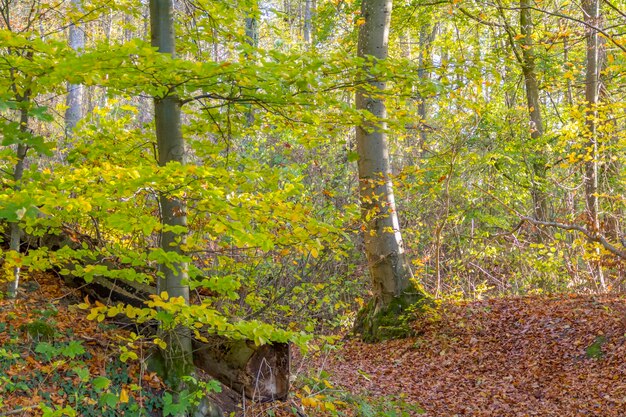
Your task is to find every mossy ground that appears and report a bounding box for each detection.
[353,289,433,342]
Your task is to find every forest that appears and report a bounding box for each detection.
[0,0,625,415]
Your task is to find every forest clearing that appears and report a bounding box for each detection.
[1,0,626,415]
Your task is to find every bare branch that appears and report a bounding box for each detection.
[520,216,626,259]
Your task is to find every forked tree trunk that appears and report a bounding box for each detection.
[352,0,429,342]
[149,0,194,392]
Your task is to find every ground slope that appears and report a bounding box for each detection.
[323,295,626,416]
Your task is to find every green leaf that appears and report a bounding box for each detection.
[60,340,85,359]
[585,335,607,359]
[35,342,59,361]
[347,151,360,162]
[92,376,111,391]
[99,392,119,407]
[72,366,90,382]
[29,105,54,122]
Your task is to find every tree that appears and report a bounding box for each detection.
[582,0,605,289]
[65,0,84,138]
[352,0,430,342]
[519,0,549,223]
[149,0,193,394]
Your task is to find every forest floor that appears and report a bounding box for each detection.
[2,272,626,416]
[297,294,626,417]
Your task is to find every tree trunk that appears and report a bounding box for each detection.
[149,0,194,393]
[352,0,429,342]
[303,0,314,45]
[60,266,289,403]
[6,99,29,299]
[244,9,258,127]
[65,0,84,138]
[193,340,289,402]
[520,0,549,222]
[583,0,605,289]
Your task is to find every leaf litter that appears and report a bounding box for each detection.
[318,295,626,416]
[4,272,626,416]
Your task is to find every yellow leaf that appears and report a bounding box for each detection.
[119,388,129,403]
[160,291,169,300]
[356,17,366,26]
[154,338,167,349]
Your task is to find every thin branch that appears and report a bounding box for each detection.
[0,405,39,417]
[520,216,626,259]
[458,7,507,28]
[492,2,626,54]
[601,0,626,21]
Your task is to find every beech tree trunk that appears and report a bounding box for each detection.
[65,0,84,137]
[7,96,29,299]
[303,0,314,45]
[60,268,289,403]
[520,0,549,222]
[583,0,605,289]
[244,8,258,126]
[149,0,193,392]
[352,0,429,342]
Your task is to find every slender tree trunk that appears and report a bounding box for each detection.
[65,0,84,138]
[149,0,193,393]
[583,0,605,289]
[520,0,549,222]
[353,0,429,342]
[563,36,574,107]
[417,24,436,147]
[303,0,314,45]
[7,97,29,299]
[244,9,258,127]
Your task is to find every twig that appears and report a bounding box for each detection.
[0,405,39,416]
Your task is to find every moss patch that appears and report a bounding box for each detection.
[354,290,432,343]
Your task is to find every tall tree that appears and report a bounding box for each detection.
[353,0,429,342]
[519,0,549,222]
[6,91,30,299]
[582,0,605,289]
[65,0,84,137]
[303,0,314,45]
[149,0,193,392]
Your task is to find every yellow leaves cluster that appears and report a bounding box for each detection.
[297,380,346,413]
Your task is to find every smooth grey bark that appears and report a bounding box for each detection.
[245,16,258,49]
[7,99,29,299]
[149,0,193,392]
[244,11,258,126]
[356,0,410,302]
[303,0,313,44]
[520,0,549,222]
[65,0,84,137]
[583,0,605,289]
[417,23,437,147]
[353,0,429,341]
